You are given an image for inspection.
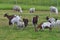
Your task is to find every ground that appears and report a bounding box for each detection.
[0,10,60,40]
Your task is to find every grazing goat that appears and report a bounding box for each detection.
[49,18,60,27]
[46,16,55,23]
[46,16,60,27]
[29,8,35,13]
[13,5,23,13]
[50,6,58,15]
[23,18,28,27]
[32,15,38,32]
[37,22,52,31]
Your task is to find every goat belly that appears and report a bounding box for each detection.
[45,26,50,28]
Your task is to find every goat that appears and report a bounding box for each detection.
[4,13,15,25]
[29,8,35,13]
[23,18,28,27]
[11,15,22,27]
[50,6,58,15]
[46,17,60,27]
[13,5,23,13]
[37,22,52,31]
[4,13,25,29]
[32,15,38,32]
[32,15,38,26]
[17,21,25,29]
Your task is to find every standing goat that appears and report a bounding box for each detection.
[23,18,28,27]
[4,13,15,25]
[4,13,24,29]
[32,15,38,32]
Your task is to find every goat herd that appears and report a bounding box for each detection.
[3,5,59,32]
[4,13,60,32]
[13,5,58,14]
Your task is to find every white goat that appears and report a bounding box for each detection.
[11,15,25,29]
[48,17,55,22]
[11,15,22,26]
[41,20,60,31]
[48,17,60,27]
[41,22,52,30]
[17,21,25,29]
[13,5,23,13]
[50,6,58,15]
[29,8,35,13]
[53,20,60,27]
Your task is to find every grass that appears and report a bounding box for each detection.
[0,0,60,11]
[0,0,60,40]
[0,3,60,11]
[0,0,60,6]
[0,10,60,40]
[0,3,50,10]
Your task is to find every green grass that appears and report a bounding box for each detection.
[0,3,60,11]
[0,10,60,40]
[0,3,50,10]
[0,0,60,6]
[0,0,60,11]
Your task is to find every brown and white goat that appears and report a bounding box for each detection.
[4,13,15,25]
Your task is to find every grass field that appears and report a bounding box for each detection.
[0,0,60,11]
[0,0,60,6]
[0,0,60,40]
[0,10,60,40]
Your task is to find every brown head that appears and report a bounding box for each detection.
[46,16,49,20]
[23,18,28,27]
[4,13,8,17]
[36,15,38,18]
